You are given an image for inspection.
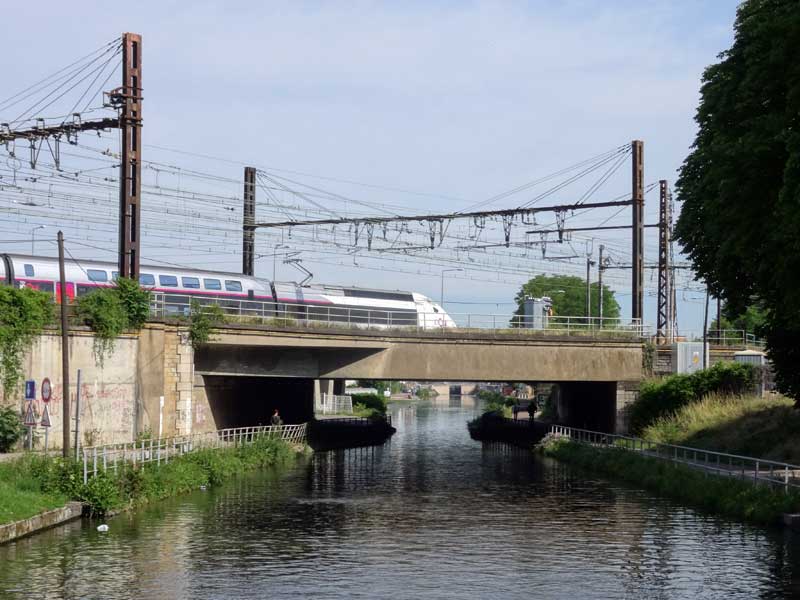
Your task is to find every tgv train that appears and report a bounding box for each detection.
[0,254,457,329]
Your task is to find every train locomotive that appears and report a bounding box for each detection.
[0,254,457,329]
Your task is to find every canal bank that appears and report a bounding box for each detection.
[2,399,800,599]
[0,427,307,544]
[541,434,800,526]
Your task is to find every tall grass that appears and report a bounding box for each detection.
[642,393,800,464]
[0,436,300,522]
[0,457,68,524]
[542,437,800,525]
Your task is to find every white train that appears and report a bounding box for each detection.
[0,253,457,329]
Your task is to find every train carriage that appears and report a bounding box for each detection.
[0,254,456,329]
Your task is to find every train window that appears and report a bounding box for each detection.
[204,278,221,290]
[87,269,108,282]
[112,271,119,281]
[139,273,155,286]
[159,275,178,287]
[182,277,200,289]
[24,264,34,277]
[225,280,242,292]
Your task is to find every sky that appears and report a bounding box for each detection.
[0,0,741,333]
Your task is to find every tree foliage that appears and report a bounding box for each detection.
[710,304,767,336]
[0,286,53,396]
[512,274,620,322]
[674,0,800,405]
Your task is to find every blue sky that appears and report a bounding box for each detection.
[0,1,741,332]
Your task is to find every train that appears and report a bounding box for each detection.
[0,253,457,329]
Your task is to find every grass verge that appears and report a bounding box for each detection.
[641,393,800,465]
[540,436,800,526]
[0,457,68,524]
[1,436,300,523]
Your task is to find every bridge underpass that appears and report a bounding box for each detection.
[190,326,644,434]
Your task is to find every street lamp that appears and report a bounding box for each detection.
[30,225,45,255]
[440,268,463,306]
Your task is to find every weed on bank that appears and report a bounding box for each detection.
[0,436,298,522]
[541,437,800,526]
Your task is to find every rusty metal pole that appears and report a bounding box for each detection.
[631,140,644,323]
[58,231,70,457]
[243,167,256,276]
[118,32,143,279]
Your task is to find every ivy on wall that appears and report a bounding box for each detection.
[0,286,53,396]
[74,278,151,365]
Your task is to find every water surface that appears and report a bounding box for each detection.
[1,396,799,599]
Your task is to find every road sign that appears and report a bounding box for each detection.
[23,402,37,426]
[41,378,52,403]
[24,380,35,401]
[40,405,51,428]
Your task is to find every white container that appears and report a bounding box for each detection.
[734,350,768,397]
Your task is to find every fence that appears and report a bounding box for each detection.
[81,424,307,483]
[316,393,353,415]
[549,425,800,491]
[676,329,767,348]
[314,416,393,427]
[149,293,649,337]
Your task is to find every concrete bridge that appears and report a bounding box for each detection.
[7,322,645,451]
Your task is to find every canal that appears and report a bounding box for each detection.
[1,397,799,599]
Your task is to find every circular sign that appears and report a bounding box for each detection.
[41,378,52,403]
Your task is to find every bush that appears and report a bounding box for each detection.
[74,279,152,365]
[75,288,127,359]
[114,277,151,329]
[629,361,756,433]
[188,300,225,349]
[350,393,387,415]
[353,404,384,419]
[80,470,121,517]
[0,406,23,452]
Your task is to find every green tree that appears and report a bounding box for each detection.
[710,304,767,337]
[511,274,620,324]
[355,380,388,395]
[674,0,800,405]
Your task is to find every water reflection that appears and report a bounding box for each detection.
[1,398,799,599]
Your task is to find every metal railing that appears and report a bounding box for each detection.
[316,393,354,415]
[315,415,393,427]
[674,329,767,348]
[149,293,649,337]
[549,425,800,491]
[81,424,307,483]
